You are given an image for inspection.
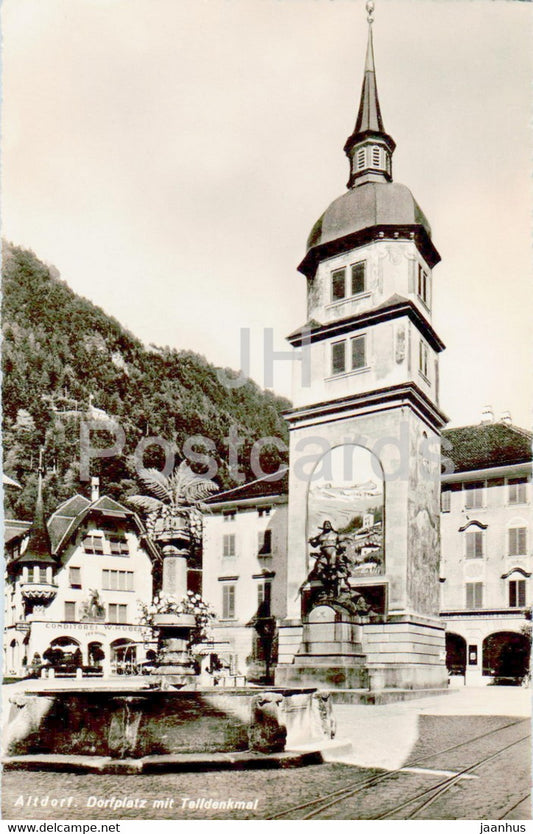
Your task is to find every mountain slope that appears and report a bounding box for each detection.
[2,242,291,519]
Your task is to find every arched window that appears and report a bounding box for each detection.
[307,444,385,578]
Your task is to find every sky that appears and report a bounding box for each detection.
[2,0,532,430]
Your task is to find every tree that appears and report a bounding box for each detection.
[128,461,218,550]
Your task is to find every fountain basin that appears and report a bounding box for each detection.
[4,686,336,767]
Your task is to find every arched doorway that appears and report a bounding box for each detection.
[88,641,105,668]
[110,639,137,674]
[446,632,466,676]
[43,636,82,670]
[482,631,530,682]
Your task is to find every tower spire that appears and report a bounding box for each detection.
[18,447,55,565]
[344,1,396,188]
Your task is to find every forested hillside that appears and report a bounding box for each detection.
[2,243,290,519]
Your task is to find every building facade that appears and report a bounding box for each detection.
[201,471,288,680]
[201,418,531,686]
[440,417,532,685]
[4,477,158,678]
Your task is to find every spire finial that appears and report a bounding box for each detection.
[343,0,395,187]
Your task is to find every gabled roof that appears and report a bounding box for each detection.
[442,423,532,474]
[4,520,31,545]
[206,469,289,506]
[49,494,139,556]
[48,494,91,553]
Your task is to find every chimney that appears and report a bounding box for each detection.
[91,477,100,502]
[500,410,512,425]
[480,405,494,425]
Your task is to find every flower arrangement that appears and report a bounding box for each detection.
[138,591,215,647]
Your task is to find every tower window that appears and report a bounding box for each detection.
[417,264,431,307]
[356,148,366,170]
[508,527,527,557]
[509,579,526,608]
[331,336,367,376]
[466,582,483,609]
[372,146,381,167]
[419,339,429,378]
[331,268,346,301]
[331,340,346,375]
[351,261,366,295]
[351,335,366,369]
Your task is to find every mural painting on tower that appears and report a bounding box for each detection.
[301,444,386,617]
[307,444,384,578]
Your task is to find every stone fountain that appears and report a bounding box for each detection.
[2,465,340,773]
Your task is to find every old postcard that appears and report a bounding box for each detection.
[1,0,531,826]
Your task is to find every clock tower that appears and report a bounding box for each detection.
[276,4,448,691]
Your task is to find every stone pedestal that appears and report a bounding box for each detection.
[152,539,198,685]
[153,613,196,683]
[276,605,369,689]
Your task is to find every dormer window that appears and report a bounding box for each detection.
[83,533,104,555]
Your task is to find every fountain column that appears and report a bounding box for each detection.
[152,521,196,684]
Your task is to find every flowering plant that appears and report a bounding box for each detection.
[137,591,215,647]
